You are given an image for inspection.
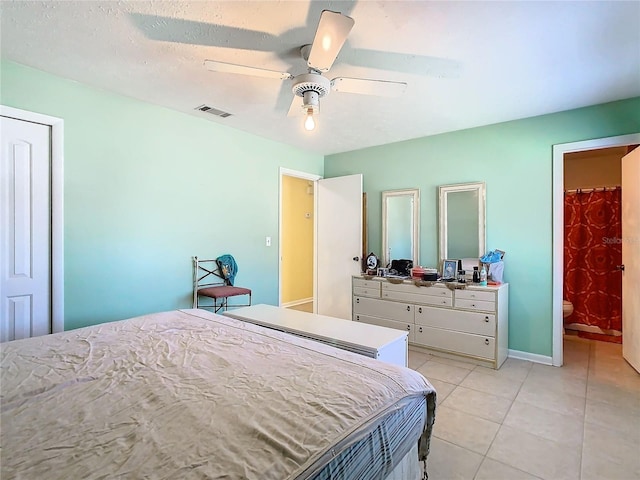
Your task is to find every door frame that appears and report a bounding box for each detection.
[1,105,64,333]
[278,167,321,310]
[552,132,640,366]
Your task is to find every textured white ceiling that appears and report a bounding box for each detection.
[1,1,639,155]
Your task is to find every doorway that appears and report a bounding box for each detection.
[279,168,320,312]
[280,172,316,312]
[278,169,363,319]
[552,133,640,366]
[563,147,627,343]
[0,105,64,337]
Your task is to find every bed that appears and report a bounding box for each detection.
[1,309,436,479]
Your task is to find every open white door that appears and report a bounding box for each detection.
[622,146,640,373]
[316,174,363,320]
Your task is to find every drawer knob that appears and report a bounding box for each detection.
[418,307,422,314]
[472,304,476,307]
[356,315,360,321]
[485,316,489,322]
[485,338,490,345]
[419,327,423,333]
[406,306,410,311]
[407,325,411,331]
[356,298,360,303]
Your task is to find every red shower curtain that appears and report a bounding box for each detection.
[564,188,622,331]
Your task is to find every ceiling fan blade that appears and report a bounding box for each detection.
[307,10,354,72]
[130,13,279,51]
[204,60,293,80]
[331,78,407,97]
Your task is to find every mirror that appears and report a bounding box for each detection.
[382,189,420,267]
[438,182,486,263]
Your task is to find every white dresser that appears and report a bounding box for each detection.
[352,277,508,369]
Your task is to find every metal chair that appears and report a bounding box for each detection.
[193,256,252,313]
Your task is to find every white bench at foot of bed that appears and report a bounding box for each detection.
[223,304,409,367]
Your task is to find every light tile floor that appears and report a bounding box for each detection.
[410,336,640,480]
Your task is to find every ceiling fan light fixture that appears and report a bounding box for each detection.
[302,90,320,109]
[304,108,316,131]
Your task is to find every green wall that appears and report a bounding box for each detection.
[3,59,639,356]
[325,97,640,357]
[0,60,324,331]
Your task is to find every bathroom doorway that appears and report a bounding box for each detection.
[563,147,626,343]
[552,133,640,367]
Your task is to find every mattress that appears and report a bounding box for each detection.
[1,308,436,479]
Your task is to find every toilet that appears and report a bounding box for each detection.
[562,300,574,318]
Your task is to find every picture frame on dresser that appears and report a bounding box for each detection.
[442,259,458,280]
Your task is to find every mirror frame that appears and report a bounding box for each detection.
[438,182,486,262]
[381,188,420,267]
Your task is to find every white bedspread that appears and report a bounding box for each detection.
[1,309,435,479]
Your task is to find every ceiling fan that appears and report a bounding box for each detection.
[203,10,407,131]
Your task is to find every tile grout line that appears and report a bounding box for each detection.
[478,360,534,469]
[578,340,596,480]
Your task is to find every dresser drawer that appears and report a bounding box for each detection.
[455,298,495,312]
[353,286,381,298]
[415,305,495,336]
[382,281,450,298]
[382,290,453,307]
[353,296,414,322]
[354,313,414,343]
[353,278,382,290]
[382,281,452,306]
[414,325,495,360]
[455,289,496,302]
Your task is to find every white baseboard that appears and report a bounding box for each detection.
[508,349,553,366]
[281,297,313,308]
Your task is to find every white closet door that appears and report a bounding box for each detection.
[316,174,362,320]
[622,146,640,373]
[0,116,51,341]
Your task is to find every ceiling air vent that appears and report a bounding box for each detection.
[195,104,232,118]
